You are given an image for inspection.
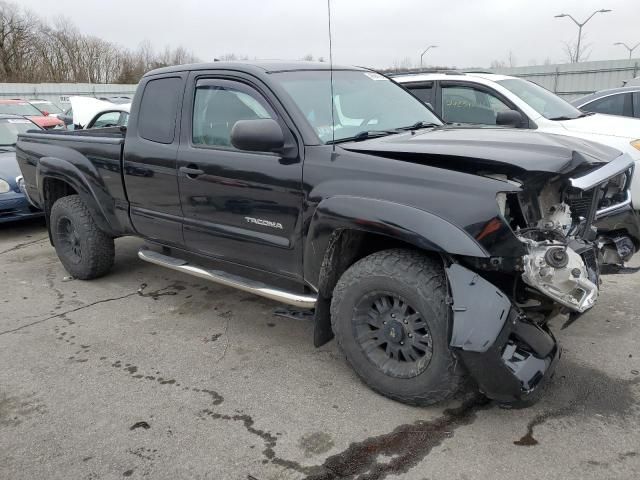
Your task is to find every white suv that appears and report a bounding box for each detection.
[394,72,640,206]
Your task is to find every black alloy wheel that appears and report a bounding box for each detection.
[353,292,433,378]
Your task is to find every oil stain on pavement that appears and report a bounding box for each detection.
[200,394,492,480]
[514,360,640,446]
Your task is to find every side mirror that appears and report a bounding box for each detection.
[61,115,74,126]
[496,110,524,127]
[42,110,50,117]
[231,119,284,153]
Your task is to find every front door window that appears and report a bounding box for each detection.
[441,85,511,125]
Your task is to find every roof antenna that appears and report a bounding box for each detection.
[327,0,336,151]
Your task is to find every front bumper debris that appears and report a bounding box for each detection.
[446,264,559,404]
[456,308,560,404]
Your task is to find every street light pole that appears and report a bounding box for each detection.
[420,45,438,68]
[555,9,612,63]
[614,42,640,59]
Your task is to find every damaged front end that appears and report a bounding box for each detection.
[447,153,634,405]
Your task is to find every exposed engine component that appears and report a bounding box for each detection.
[544,246,569,268]
[520,239,598,313]
[599,234,636,266]
[537,203,572,235]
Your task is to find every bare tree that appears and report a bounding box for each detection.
[490,51,517,69]
[0,1,200,83]
[392,57,413,72]
[0,1,39,81]
[563,35,592,63]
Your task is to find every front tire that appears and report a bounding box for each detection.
[50,195,114,280]
[330,249,465,405]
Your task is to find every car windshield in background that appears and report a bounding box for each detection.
[0,118,34,146]
[0,102,43,116]
[274,70,442,143]
[34,102,64,114]
[497,78,584,120]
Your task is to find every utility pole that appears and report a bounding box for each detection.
[420,45,438,68]
[614,42,640,60]
[555,9,612,63]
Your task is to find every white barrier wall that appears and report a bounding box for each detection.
[488,58,640,99]
[0,83,138,106]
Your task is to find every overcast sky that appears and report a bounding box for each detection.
[17,0,640,69]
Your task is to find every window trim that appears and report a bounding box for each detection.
[437,80,534,128]
[189,78,280,154]
[179,72,300,157]
[400,81,435,107]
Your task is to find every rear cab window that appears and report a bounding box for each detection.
[138,77,182,143]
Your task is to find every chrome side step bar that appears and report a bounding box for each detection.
[138,248,317,309]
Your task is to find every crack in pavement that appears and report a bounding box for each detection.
[0,236,48,255]
[0,283,179,336]
[198,394,492,480]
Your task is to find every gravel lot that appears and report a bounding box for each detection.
[1,218,639,480]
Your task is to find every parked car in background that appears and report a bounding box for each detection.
[62,96,130,129]
[25,99,66,119]
[0,99,65,130]
[571,87,640,119]
[85,104,130,129]
[0,115,43,223]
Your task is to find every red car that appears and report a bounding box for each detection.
[0,99,64,129]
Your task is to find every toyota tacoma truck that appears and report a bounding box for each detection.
[16,62,634,407]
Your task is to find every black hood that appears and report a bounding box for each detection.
[340,126,622,174]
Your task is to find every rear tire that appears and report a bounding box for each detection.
[330,249,465,405]
[50,195,114,280]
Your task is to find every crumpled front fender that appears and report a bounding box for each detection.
[446,263,560,405]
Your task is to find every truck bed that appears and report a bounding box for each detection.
[16,127,129,235]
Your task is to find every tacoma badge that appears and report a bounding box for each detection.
[244,217,283,230]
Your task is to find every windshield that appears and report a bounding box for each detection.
[33,101,63,114]
[497,78,583,120]
[0,118,34,145]
[274,70,442,143]
[0,102,42,117]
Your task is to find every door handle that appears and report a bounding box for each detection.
[180,165,205,178]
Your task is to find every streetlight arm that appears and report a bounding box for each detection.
[581,10,601,26]
[421,45,437,56]
[565,14,581,26]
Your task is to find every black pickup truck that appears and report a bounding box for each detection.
[16,62,634,406]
